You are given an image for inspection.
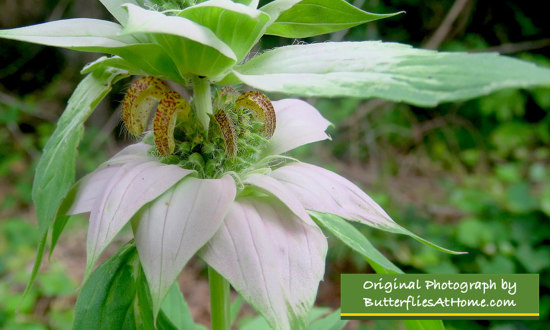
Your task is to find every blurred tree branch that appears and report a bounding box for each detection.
[424,0,470,50]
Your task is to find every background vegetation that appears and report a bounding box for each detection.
[1,0,549,328]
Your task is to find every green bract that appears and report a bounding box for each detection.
[2,1,550,329]
[0,0,398,83]
[2,1,549,97]
[261,0,402,38]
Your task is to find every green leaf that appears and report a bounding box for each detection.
[49,184,80,257]
[263,0,400,38]
[0,18,184,83]
[22,68,126,305]
[0,18,128,48]
[160,283,197,330]
[309,213,445,330]
[73,243,138,329]
[82,50,184,84]
[230,295,245,325]
[403,320,445,330]
[233,0,259,7]
[135,266,158,329]
[136,264,201,330]
[310,211,402,274]
[240,307,341,330]
[122,3,237,78]
[260,0,300,20]
[74,242,199,329]
[177,0,270,62]
[309,308,347,330]
[33,68,125,235]
[81,56,148,76]
[100,0,140,25]
[227,41,550,106]
[111,43,185,83]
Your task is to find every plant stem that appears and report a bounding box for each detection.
[192,75,212,130]
[208,266,230,330]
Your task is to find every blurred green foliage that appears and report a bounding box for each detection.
[1,0,550,328]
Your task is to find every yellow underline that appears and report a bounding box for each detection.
[341,313,539,316]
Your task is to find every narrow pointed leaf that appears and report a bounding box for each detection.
[230,42,550,105]
[135,265,158,329]
[85,159,193,277]
[310,211,402,274]
[233,0,259,7]
[82,42,188,84]
[240,308,340,330]
[82,55,148,76]
[136,266,196,330]
[309,308,348,330]
[0,18,128,49]
[123,3,237,77]
[268,99,331,155]
[200,197,327,330]
[177,0,270,61]
[308,213,444,330]
[109,43,186,83]
[133,175,236,317]
[50,183,82,256]
[0,18,184,83]
[100,0,140,25]
[21,68,126,302]
[260,0,301,20]
[74,243,138,329]
[230,296,245,325]
[263,0,400,38]
[271,162,464,254]
[160,283,198,330]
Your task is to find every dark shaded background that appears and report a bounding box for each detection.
[1,0,549,328]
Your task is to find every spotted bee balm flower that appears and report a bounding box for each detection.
[66,76,403,328]
[3,0,550,329]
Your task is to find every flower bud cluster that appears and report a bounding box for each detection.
[160,87,275,178]
[122,77,276,178]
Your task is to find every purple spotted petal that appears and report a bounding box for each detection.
[271,162,465,254]
[268,99,331,155]
[270,162,399,232]
[67,143,155,215]
[85,159,193,275]
[200,197,327,330]
[103,142,152,166]
[67,166,120,215]
[133,175,236,316]
[244,173,313,226]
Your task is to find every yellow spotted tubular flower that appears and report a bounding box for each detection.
[68,97,336,329]
[122,77,190,156]
[236,91,276,138]
[67,92,459,329]
[212,108,237,157]
[120,79,281,178]
[153,91,190,156]
[122,77,171,136]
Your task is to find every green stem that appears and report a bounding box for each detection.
[192,75,212,130]
[208,266,230,330]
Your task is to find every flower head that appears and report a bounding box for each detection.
[67,92,407,329]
